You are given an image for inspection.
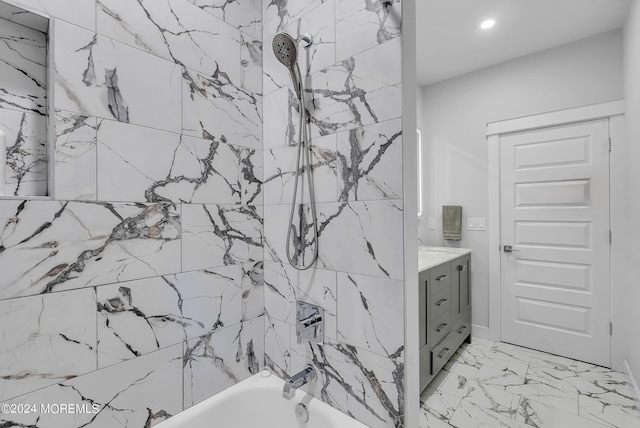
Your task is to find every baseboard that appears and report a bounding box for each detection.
[471,324,491,341]
[625,359,640,404]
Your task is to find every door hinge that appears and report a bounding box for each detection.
[609,230,612,244]
[608,138,612,152]
[610,322,613,336]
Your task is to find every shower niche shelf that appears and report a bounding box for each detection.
[0,0,53,199]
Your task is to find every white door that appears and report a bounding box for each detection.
[500,119,610,367]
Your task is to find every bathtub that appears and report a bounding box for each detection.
[156,370,369,428]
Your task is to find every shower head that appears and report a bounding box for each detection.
[272,32,301,98]
[273,32,298,70]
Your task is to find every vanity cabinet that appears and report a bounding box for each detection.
[419,249,471,392]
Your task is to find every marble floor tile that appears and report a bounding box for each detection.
[419,339,639,428]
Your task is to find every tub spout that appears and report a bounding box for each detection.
[283,365,316,398]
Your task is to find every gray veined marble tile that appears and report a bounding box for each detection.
[263,132,338,204]
[0,200,181,299]
[262,0,328,39]
[54,111,99,201]
[97,120,252,204]
[97,0,243,80]
[263,0,335,96]
[264,200,404,279]
[97,267,243,368]
[0,344,182,428]
[187,0,263,39]
[335,0,401,62]
[0,17,47,116]
[241,261,264,319]
[10,0,96,31]
[263,261,337,339]
[337,118,403,201]
[317,199,404,279]
[420,390,462,428]
[240,33,263,94]
[449,399,529,428]
[184,316,264,409]
[262,85,301,149]
[293,338,404,428]
[305,37,402,138]
[55,20,182,133]
[0,108,47,197]
[264,313,291,379]
[183,67,263,150]
[336,272,403,357]
[0,288,97,402]
[181,203,263,271]
[516,396,608,428]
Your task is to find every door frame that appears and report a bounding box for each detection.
[486,99,627,369]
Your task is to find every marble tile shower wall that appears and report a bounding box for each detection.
[261,1,405,427]
[0,0,265,427]
[0,15,47,196]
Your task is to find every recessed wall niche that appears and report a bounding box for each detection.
[0,0,50,198]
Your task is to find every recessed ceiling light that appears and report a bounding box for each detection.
[481,19,496,30]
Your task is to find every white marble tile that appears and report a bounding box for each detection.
[0,288,97,402]
[420,390,462,428]
[263,0,335,95]
[336,118,402,201]
[55,20,182,133]
[263,261,337,339]
[317,200,404,279]
[264,132,338,204]
[184,317,263,408]
[579,393,640,428]
[336,272,403,357]
[426,368,476,399]
[0,107,47,196]
[0,344,182,427]
[240,33,263,94]
[97,267,243,368]
[97,0,242,80]
[96,120,249,204]
[183,67,262,150]
[0,200,181,299]
[0,17,47,116]
[262,0,327,39]
[239,145,263,206]
[54,111,98,201]
[335,0,401,61]
[264,200,403,279]
[11,0,96,31]
[187,0,262,39]
[449,399,529,428]
[305,37,401,138]
[517,396,608,428]
[241,261,264,320]
[264,314,291,379]
[262,85,300,149]
[294,339,404,428]
[181,203,263,271]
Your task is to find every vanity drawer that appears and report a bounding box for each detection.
[430,286,451,321]
[431,332,457,375]
[452,312,471,350]
[430,309,451,346]
[430,263,451,295]
[419,345,433,392]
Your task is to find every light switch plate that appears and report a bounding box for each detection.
[428,218,436,230]
[467,218,486,231]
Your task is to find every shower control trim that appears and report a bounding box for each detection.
[296,302,324,344]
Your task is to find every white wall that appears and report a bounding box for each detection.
[623,0,640,388]
[419,29,624,330]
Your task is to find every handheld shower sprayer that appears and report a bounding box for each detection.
[272,32,319,271]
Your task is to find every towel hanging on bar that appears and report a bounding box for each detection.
[443,205,462,241]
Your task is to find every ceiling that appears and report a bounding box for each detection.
[416,0,632,86]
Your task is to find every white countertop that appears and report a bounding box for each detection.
[419,246,472,272]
